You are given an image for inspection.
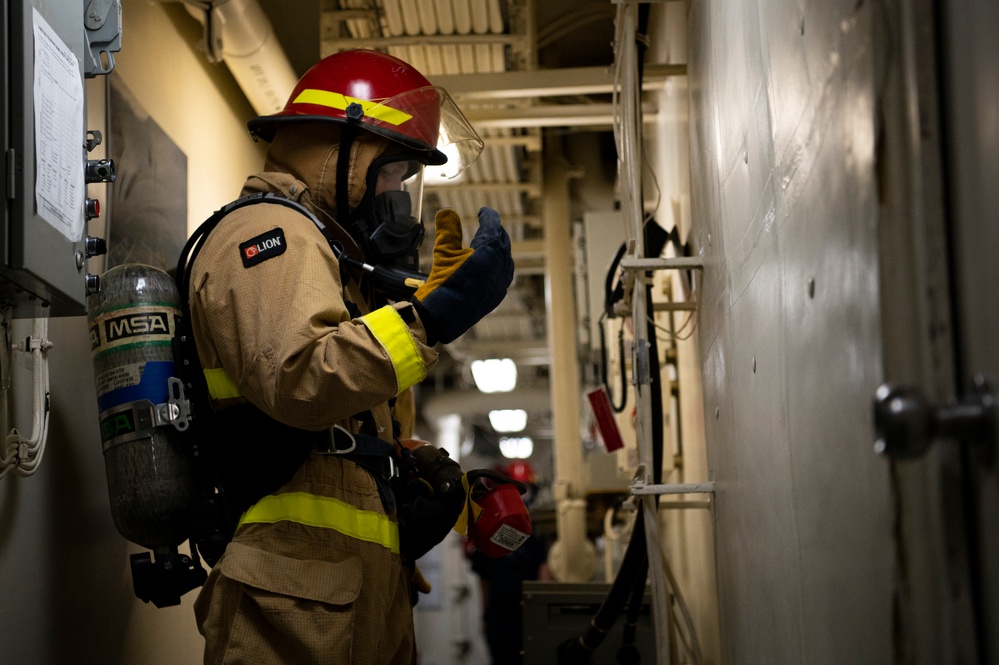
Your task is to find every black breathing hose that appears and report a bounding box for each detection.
[616,555,650,664]
[599,315,629,414]
[561,3,664,660]
[600,243,629,413]
[645,285,664,489]
[556,503,647,664]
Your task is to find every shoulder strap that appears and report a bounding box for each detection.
[175,192,341,307]
[171,193,387,565]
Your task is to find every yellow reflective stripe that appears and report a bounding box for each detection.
[238,491,400,553]
[204,367,241,400]
[453,473,484,536]
[293,89,413,126]
[361,306,427,392]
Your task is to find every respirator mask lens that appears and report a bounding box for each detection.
[364,159,425,264]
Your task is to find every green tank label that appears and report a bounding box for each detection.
[100,410,136,443]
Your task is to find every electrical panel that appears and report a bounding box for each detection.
[2,0,118,318]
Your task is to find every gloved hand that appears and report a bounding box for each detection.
[397,491,466,561]
[395,440,466,561]
[411,207,514,345]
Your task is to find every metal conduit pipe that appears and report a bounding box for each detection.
[614,2,671,661]
[542,156,596,582]
[182,0,298,116]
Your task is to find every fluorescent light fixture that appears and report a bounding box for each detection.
[489,409,527,433]
[499,436,534,459]
[471,358,517,393]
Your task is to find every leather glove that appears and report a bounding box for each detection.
[411,207,514,345]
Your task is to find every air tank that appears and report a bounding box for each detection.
[87,263,195,550]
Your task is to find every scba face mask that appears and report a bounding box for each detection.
[354,155,427,271]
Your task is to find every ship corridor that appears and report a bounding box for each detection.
[0,0,997,664]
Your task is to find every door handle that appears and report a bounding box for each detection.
[873,375,996,464]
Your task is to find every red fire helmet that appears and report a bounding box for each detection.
[248,49,483,178]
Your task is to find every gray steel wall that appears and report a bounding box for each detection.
[686,2,894,662]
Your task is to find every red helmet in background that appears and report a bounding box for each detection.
[502,461,537,487]
[248,49,483,178]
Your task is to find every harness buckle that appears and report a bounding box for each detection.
[314,425,357,455]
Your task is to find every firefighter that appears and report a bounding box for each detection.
[189,49,513,664]
[468,462,550,664]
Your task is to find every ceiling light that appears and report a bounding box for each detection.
[470,358,517,393]
[499,436,534,459]
[424,142,467,185]
[489,409,527,433]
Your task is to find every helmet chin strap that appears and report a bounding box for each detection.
[335,103,425,270]
[336,104,376,259]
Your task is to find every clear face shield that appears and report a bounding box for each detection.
[364,158,426,268]
[356,88,484,271]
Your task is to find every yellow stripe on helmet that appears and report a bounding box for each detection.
[293,89,413,126]
[239,491,400,553]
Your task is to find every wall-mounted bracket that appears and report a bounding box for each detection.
[630,480,716,495]
[83,0,121,77]
[619,257,704,272]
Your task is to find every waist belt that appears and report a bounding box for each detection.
[236,429,401,550]
[312,426,399,513]
[315,426,397,475]
[206,404,400,534]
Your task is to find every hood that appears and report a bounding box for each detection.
[261,121,391,224]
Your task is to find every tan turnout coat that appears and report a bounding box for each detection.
[190,162,437,665]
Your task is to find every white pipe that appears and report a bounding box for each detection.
[185,0,298,116]
[383,0,405,37]
[469,0,490,35]
[441,44,461,74]
[400,0,422,36]
[543,156,596,582]
[487,0,503,34]
[434,0,455,35]
[416,0,438,34]
[424,45,445,76]
[458,45,476,73]
[548,499,595,581]
[3,317,52,478]
[216,0,297,115]
[453,0,472,36]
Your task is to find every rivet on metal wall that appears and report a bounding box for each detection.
[808,277,816,298]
